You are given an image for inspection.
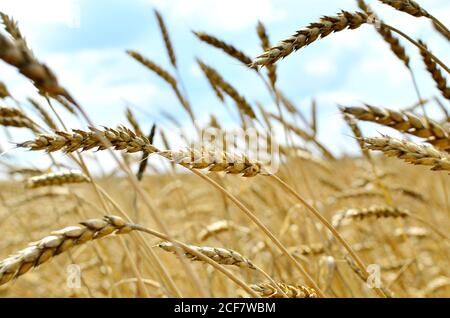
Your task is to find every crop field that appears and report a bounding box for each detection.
[0,0,449,298]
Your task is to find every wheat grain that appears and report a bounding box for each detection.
[251,11,368,67]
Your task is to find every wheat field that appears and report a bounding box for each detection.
[0,0,449,298]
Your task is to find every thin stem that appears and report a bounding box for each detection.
[383,23,450,74]
[189,169,325,297]
[130,223,260,298]
[269,174,388,298]
[408,68,428,120]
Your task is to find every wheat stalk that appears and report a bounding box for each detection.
[343,105,450,151]
[0,116,38,132]
[251,11,368,67]
[25,170,91,188]
[17,126,267,177]
[250,282,317,298]
[362,135,450,172]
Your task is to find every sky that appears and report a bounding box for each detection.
[0,0,449,172]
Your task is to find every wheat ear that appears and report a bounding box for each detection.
[362,135,450,172]
[193,31,252,66]
[25,170,91,188]
[154,9,177,68]
[332,205,410,228]
[250,282,317,298]
[256,21,277,88]
[379,0,449,38]
[0,33,75,104]
[418,40,450,101]
[157,241,255,269]
[251,11,368,67]
[126,50,194,122]
[0,216,132,286]
[196,59,256,119]
[343,105,450,151]
[28,98,58,130]
[0,81,11,99]
[17,126,266,177]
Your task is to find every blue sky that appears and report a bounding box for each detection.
[0,0,449,170]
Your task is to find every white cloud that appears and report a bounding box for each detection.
[149,0,287,31]
[1,0,80,28]
[304,58,336,77]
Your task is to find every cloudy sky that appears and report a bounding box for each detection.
[0,0,449,171]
